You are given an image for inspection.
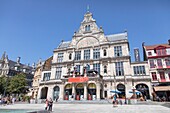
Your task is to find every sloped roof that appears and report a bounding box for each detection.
[106,32,127,42]
[9,60,32,70]
[58,41,71,49]
[144,44,170,50]
[43,56,53,71]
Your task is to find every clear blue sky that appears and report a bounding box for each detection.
[0,0,170,65]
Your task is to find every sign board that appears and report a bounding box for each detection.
[68,77,89,83]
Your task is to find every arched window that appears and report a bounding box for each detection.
[104,66,107,74]
[88,25,90,31]
[85,25,88,31]
[85,25,90,31]
[103,49,107,56]
[69,53,72,60]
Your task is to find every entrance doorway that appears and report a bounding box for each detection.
[87,83,96,100]
[136,83,150,99]
[53,86,60,101]
[117,84,125,98]
[64,84,72,100]
[76,83,84,100]
[41,87,48,99]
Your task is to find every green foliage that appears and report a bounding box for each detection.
[0,76,6,94]
[7,73,28,94]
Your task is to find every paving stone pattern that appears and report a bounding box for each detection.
[0,103,170,113]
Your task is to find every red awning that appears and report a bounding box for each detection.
[154,86,170,91]
[68,77,89,83]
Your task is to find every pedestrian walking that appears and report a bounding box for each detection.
[48,98,53,111]
[45,99,49,110]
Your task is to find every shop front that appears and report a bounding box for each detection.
[87,83,96,100]
[76,83,84,100]
[64,84,72,100]
[154,85,170,101]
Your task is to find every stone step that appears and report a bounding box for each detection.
[55,100,110,104]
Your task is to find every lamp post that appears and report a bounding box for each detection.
[113,74,116,95]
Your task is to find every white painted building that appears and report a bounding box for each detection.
[37,11,151,101]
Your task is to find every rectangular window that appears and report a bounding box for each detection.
[148,52,152,56]
[149,60,155,68]
[43,73,51,81]
[57,53,64,62]
[151,72,157,81]
[114,46,122,57]
[157,59,162,68]
[93,48,100,59]
[165,58,170,67]
[115,62,124,76]
[93,63,100,74]
[160,72,165,81]
[133,66,137,75]
[142,66,146,74]
[76,65,80,73]
[84,49,90,60]
[133,66,146,75]
[168,72,170,80]
[86,64,90,72]
[75,51,81,61]
[157,49,166,56]
[55,67,62,79]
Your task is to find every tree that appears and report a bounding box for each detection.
[0,75,7,95]
[7,73,28,95]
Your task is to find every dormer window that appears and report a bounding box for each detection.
[103,49,107,56]
[69,53,72,60]
[85,25,90,31]
[104,66,107,74]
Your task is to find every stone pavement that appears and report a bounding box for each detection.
[0,103,170,113]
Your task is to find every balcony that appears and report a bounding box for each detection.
[132,75,151,81]
[158,79,166,83]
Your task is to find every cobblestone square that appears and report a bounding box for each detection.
[0,103,170,113]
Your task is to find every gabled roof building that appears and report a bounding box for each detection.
[37,11,151,102]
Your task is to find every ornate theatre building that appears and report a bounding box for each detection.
[37,11,152,101]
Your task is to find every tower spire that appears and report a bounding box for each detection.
[87,5,90,12]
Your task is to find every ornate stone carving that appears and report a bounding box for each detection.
[77,37,99,48]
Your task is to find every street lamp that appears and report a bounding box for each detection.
[113,74,116,95]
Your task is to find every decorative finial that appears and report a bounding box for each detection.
[124,29,127,32]
[87,5,90,12]
[17,56,21,64]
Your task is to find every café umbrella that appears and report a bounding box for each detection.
[129,90,141,95]
[110,90,122,94]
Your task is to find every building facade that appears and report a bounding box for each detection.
[37,11,152,101]
[32,57,53,99]
[143,41,170,101]
[0,52,35,88]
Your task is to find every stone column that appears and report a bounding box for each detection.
[72,83,75,100]
[84,83,87,100]
[47,86,53,99]
[59,84,64,100]
[37,86,42,99]
[96,82,100,100]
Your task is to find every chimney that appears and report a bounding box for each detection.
[168,39,170,45]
